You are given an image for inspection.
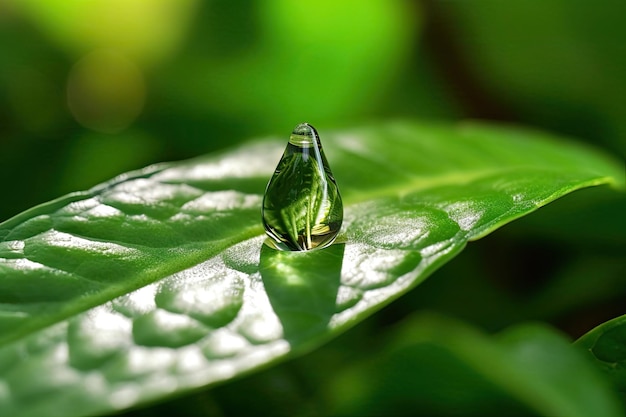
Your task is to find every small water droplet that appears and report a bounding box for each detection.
[262,123,343,251]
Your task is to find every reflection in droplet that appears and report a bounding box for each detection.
[262,123,343,251]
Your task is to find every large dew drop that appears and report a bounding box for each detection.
[262,123,343,251]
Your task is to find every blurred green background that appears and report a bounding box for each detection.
[2,0,624,222]
[1,0,625,415]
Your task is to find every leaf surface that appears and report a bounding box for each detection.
[0,121,622,416]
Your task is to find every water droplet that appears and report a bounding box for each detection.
[262,123,343,251]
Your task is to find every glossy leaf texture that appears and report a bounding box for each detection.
[576,314,626,403]
[0,121,623,417]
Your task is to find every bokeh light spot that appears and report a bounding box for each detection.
[67,49,146,133]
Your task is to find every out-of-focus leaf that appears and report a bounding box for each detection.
[326,313,623,416]
[576,315,626,403]
[0,121,622,417]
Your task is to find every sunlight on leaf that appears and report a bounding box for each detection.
[0,121,623,417]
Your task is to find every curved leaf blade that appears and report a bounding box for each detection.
[326,313,623,417]
[0,121,623,417]
[576,314,626,403]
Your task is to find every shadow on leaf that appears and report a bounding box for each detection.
[260,242,345,345]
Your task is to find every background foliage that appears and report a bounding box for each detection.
[0,0,624,415]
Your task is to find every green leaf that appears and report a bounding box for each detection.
[0,121,622,417]
[576,314,626,404]
[325,313,623,417]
